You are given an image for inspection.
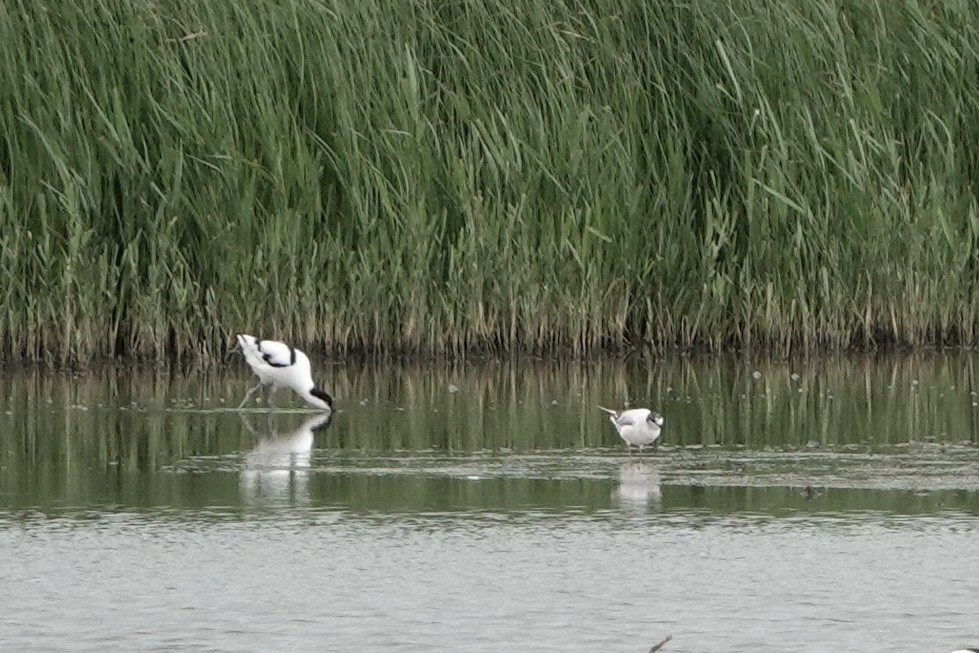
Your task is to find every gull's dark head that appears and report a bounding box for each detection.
[647,412,665,428]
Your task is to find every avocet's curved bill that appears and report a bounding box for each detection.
[236,334,333,412]
[598,406,665,456]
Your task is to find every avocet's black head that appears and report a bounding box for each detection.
[310,387,334,410]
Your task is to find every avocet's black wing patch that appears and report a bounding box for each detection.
[256,339,296,368]
[263,353,290,367]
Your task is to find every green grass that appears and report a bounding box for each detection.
[1,0,978,363]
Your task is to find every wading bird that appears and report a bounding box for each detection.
[598,406,665,455]
[236,334,333,411]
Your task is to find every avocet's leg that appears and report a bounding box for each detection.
[238,382,264,409]
[238,412,259,435]
[266,386,278,410]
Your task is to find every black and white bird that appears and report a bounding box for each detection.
[236,334,333,411]
[598,406,665,455]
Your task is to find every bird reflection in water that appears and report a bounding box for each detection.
[613,460,663,510]
[239,412,333,505]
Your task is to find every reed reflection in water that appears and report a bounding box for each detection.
[1,355,978,653]
[0,352,977,512]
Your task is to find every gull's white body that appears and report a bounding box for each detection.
[236,334,333,411]
[599,406,664,454]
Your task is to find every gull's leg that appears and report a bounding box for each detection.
[238,381,264,409]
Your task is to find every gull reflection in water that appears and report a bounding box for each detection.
[613,460,662,510]
[239,412,333,505]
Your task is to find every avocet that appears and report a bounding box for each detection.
[236,334,333,411]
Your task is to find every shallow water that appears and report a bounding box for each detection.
[1,354,978,651]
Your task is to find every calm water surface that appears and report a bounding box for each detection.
[1,354,978,652]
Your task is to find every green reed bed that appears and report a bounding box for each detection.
[1,0,978,363]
